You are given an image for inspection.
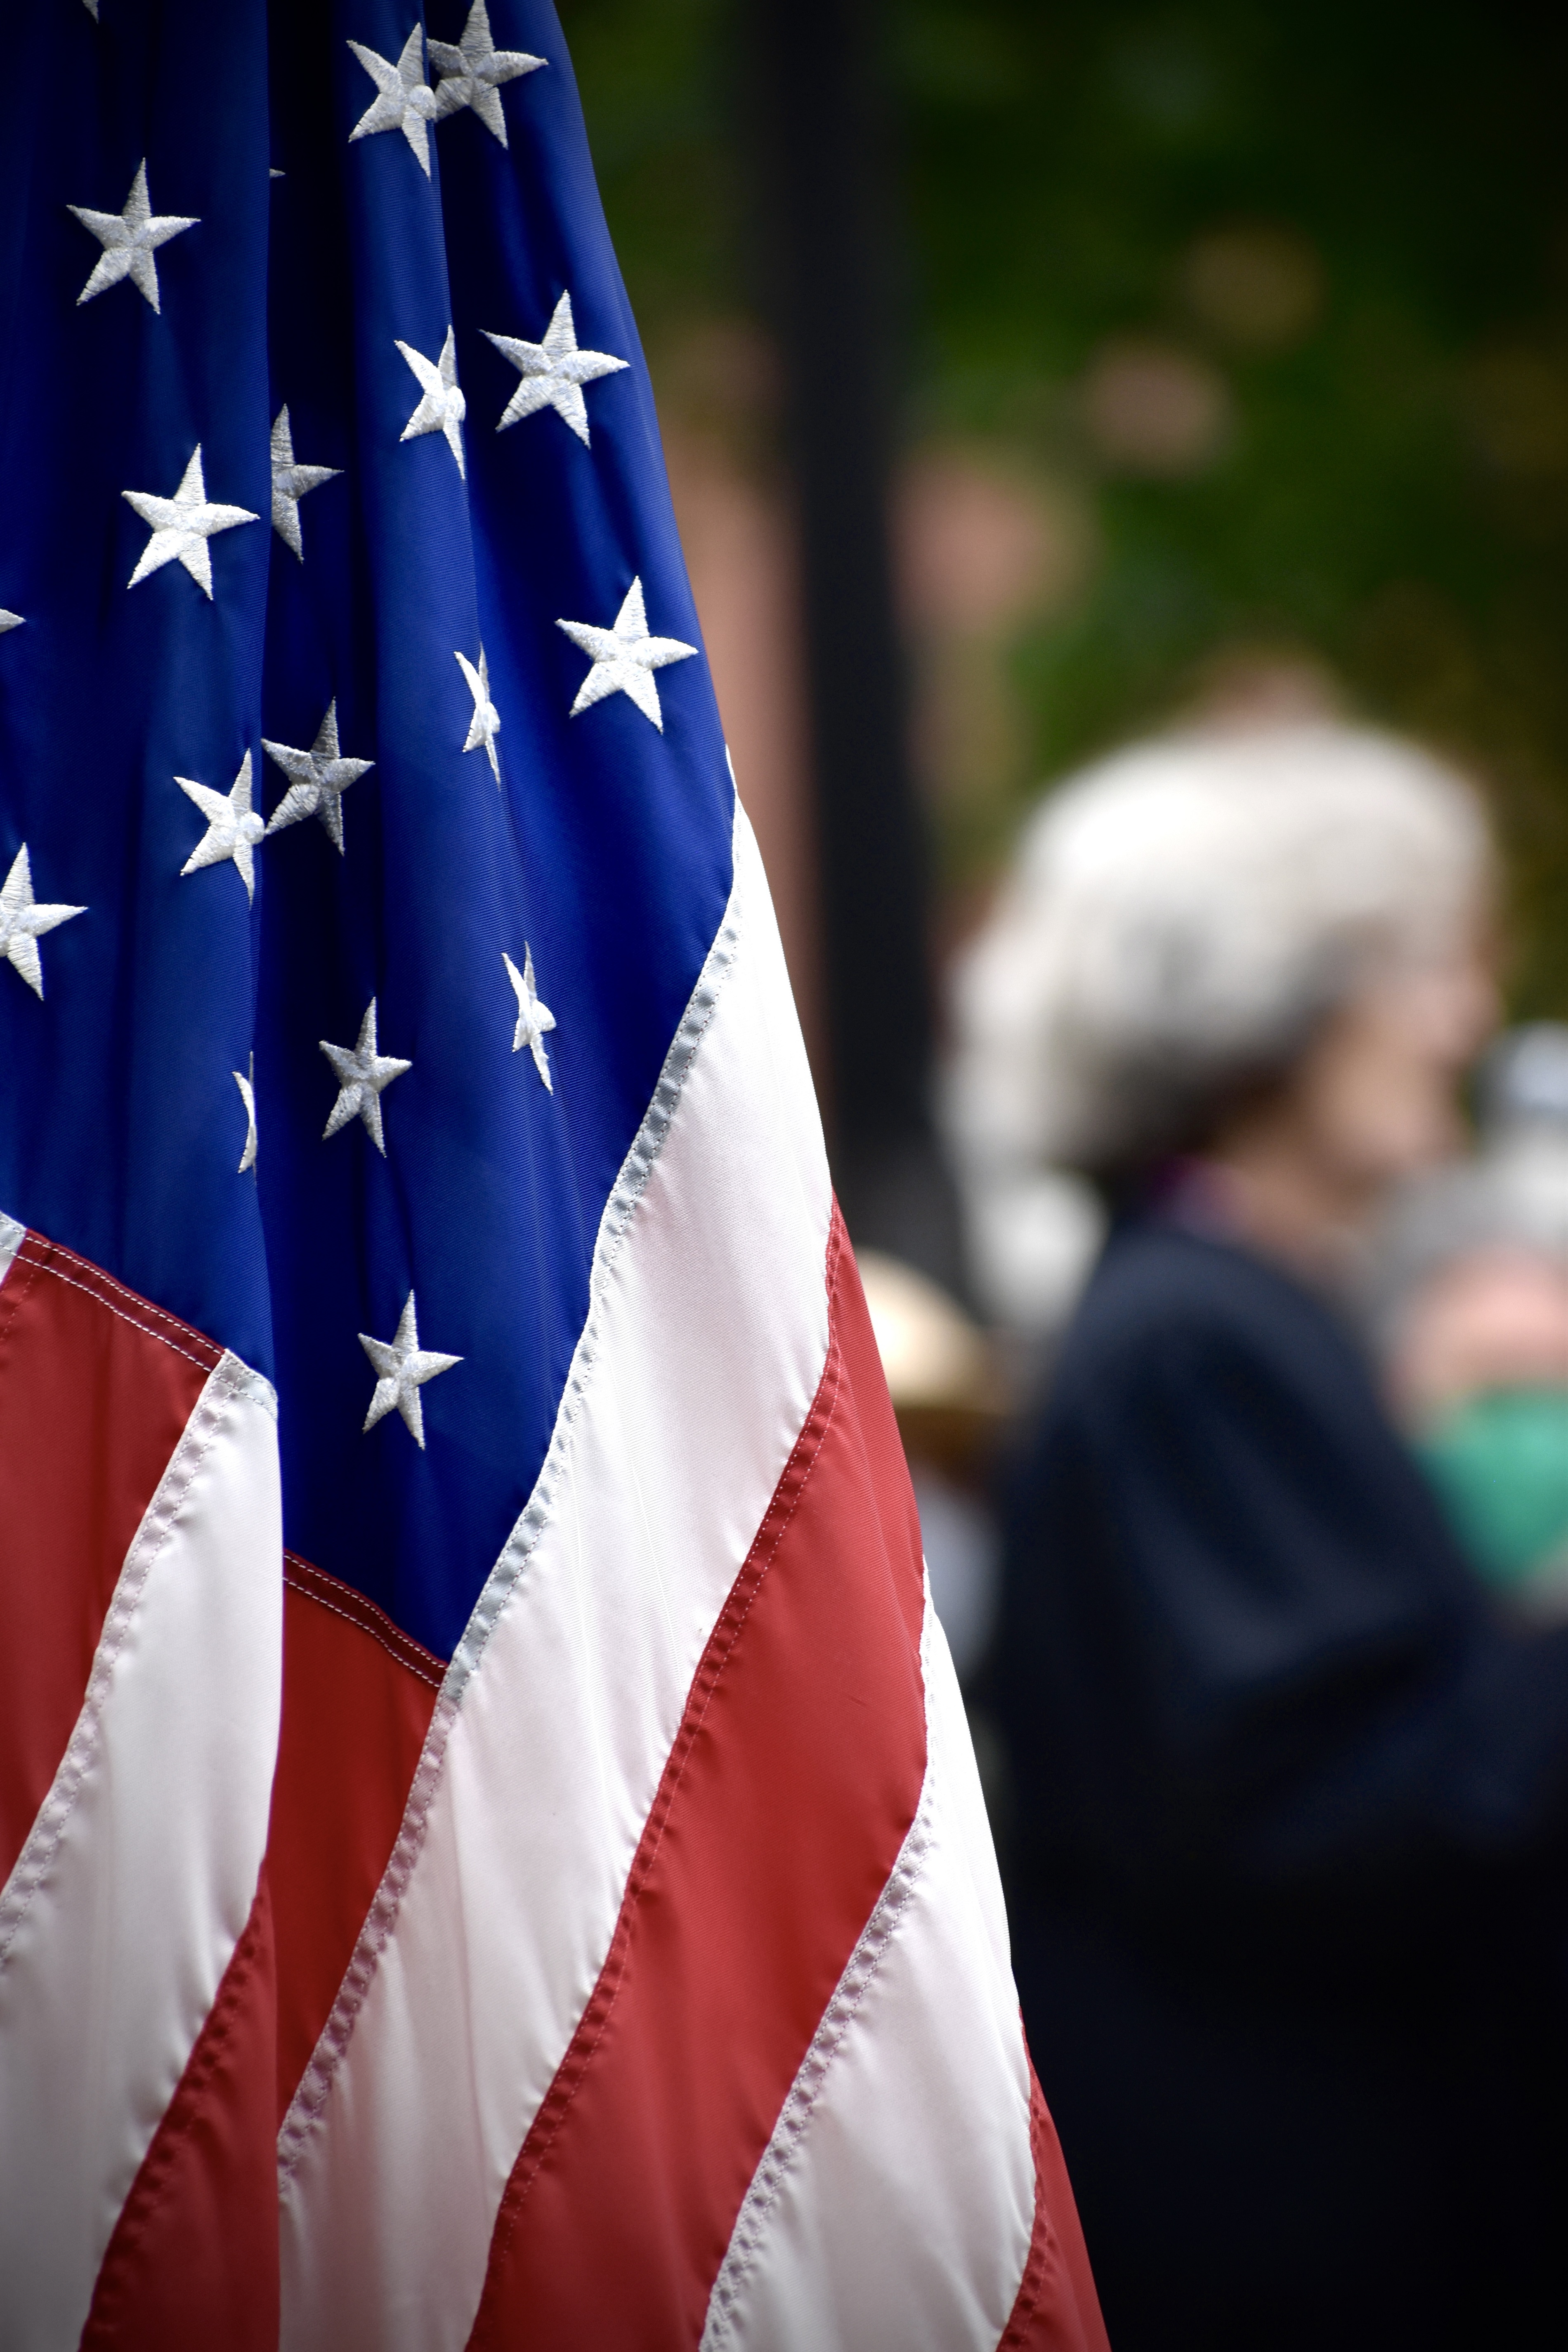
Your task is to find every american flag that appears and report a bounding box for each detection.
[0,2,1106,2344]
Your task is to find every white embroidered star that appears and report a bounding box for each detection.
[397,328,466,475]
[347,27,437,175]
[124,446,259,598]
[270,407,340,560]
[504,946,555,1090]
[455,647,501,780]
[68,161,197,314]
[360,1290,461,1448]
[0,611,21,634]
[234,1056,257,1173]
[0,846,85,1000]
[263,701,374,853]
[177,752,265,902]
[556,578,698,732]
[320,999,411,1155]
[430,1,544,146]
[482,294,628,446]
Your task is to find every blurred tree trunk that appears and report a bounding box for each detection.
[741,0,966,1295]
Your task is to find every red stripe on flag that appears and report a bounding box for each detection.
[267,1554,443,2117]
[78,1879,281,2352]
[467,1209,927,2349]
[0,1231,218,1882]
[1000,2066,1112,2352]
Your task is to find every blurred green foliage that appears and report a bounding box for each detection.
[560,0,1568,1011]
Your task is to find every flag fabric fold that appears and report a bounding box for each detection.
[0,3,1107,2345]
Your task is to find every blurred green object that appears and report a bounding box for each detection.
[1419,1386,1568,1586]
[562,0,1568,1022]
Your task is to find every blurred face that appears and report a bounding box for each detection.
[1285,934,1501,1204]
[1207,914,1500,1258]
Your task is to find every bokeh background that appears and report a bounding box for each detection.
[560,0,1568,1269]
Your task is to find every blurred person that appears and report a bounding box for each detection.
[1376,1024,1568,1606]
[952,721,1568,2350]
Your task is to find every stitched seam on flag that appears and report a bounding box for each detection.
[700,1595,940,2349]
[0,1352,263,1962]
[443,892,743,1703]
[78,1882,274,2345]
[0,1243,41,1357]
[283,1554,445,1691]
[997,2073,1070,2350]
[37,1236,213,1337]
[20,1251,225,1373]
[17,1233,226,1372]
[473,1217,849,2302]
[278,824,748,2181]
[283,1571,443,1690]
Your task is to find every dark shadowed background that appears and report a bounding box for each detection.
[559,0,1568,1270]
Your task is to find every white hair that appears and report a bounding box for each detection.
[948,721,1492,1183]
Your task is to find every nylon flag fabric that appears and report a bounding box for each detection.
[0,4,1109,2346]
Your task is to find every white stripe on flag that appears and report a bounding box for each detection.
[279,808,833,2351]
[700,1591,1037,2351]
[0,1354,281,2352]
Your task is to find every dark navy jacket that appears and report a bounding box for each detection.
[994,1214,1568,2351]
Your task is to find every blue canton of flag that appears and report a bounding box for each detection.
[0,0,732,1662]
